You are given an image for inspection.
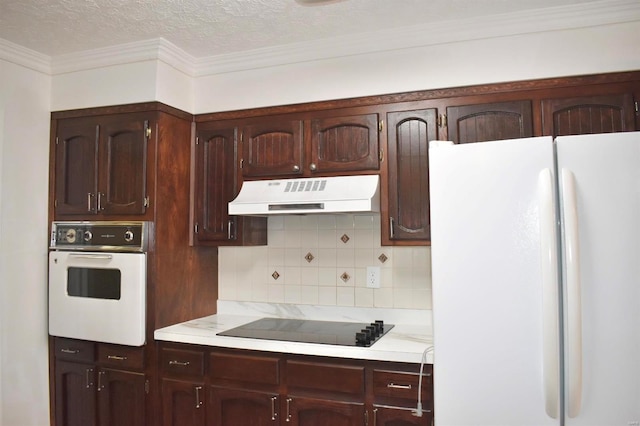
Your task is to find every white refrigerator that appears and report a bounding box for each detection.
[428,132,640,425]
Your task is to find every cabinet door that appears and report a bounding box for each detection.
[541,93,636,136]
[98,114,151,215]
[195,126,238,242]
[209,387,277,426]
[386,109,438,243]
[310,113,380,173]
[55,360,97,426]
[287,397,365,426]
[372,406,432,426]
[447,100,533,144]
[161,378,206,426]
[242,119,304,177]
[97,368,146,426]
[54,118,99,216]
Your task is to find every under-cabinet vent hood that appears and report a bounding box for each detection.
[228,175,380,215]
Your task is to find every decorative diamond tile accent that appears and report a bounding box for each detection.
[340,272,350,282]
[305,252,315,263]
[271,271,280,280]
[341,234,350,244]
[378,253,388,263]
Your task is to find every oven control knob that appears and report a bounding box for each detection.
[65,229,76,243]
[83,230,92,242]
[124,230,134,242]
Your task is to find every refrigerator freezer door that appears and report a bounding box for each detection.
[556,132,640,425]
[429,136,560,425]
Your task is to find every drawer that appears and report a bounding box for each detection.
[97,343,145,370]
[287,360,364,396]
[372,369,432,403]
[160,346,205,377]
[210,352,279,385]
[54,338,95,362]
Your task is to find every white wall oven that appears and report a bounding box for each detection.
[48,221,149,346]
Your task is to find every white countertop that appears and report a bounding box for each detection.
[154,302,434,364]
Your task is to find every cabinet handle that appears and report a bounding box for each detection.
[195,386,203,409]
[97,371,106,391]
[270,396,278,420]
[107,355,128,361]
[85,368,94,389]
[60,348,79,354]
[372,408,378,426]
[387,382,412,390]
[227,219,234,240]
[87,193,93,212]
[389,217,395,239]
[309,163,317,171]
[285,397,292,422]
[97,192,104,211]
[168,360,190,367]
[292,165,300,172]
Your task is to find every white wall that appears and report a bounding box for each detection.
[194,21,640,113]
[0,58,51,426]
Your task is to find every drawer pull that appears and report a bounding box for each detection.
[169,360,190,367]
[107,355,128,361]
[60,348,80,354]
[387,382,412,390]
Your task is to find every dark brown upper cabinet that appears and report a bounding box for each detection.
[446,100,534,144]
[541,93,636,137]
[385,109,438,244]
[241,118,304,178]
[54,113,151,218]
[310,113,380,174]
[194,122,267,246]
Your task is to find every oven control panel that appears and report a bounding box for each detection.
[50,221,149,251]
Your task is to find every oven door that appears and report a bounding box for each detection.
[48,250,146,346]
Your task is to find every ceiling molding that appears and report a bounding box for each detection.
[0,38,50,74]
[2,0,638,77]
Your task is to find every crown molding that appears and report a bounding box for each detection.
[0,38,50,74]
[194,0,640,76]
[2,0,638,77]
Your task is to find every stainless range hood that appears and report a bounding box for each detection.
[228,175,380,215]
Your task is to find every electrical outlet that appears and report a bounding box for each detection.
[366,266,381,288]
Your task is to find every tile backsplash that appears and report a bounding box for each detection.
[218,214,432,309]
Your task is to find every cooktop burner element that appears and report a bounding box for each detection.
[217,318,394,347]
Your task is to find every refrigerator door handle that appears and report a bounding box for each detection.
[538,168,560,419]
[561,168,583,418]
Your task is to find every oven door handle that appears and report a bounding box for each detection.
[68,253,113,260]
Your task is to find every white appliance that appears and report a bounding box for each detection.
[48,222,148,346]
[428,132,640,425]
[228,174,380,215]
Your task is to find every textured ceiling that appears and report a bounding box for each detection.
[0,0,608,58]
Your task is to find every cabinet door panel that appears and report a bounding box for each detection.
[288,397,365,426]
[195,127,238,241]
[242,120,304,177]
[373,406,432,426]
[97,368,146,426]
[542,93,635,136]
[55,118,99,215]
[447,100,533,144]
[55,360,96,426]
[99,114,150,215]
[209,387,276,426]
[386,109,437,242]
[311,114,379,173]
[161,378,206,426]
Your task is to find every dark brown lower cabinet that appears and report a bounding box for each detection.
[53,338,147,426]
[288,397,365,426]
[372,405,432,426]
[161,378,206,426]
[209,387,277,425]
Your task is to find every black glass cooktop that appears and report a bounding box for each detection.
[217,318,394,347]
